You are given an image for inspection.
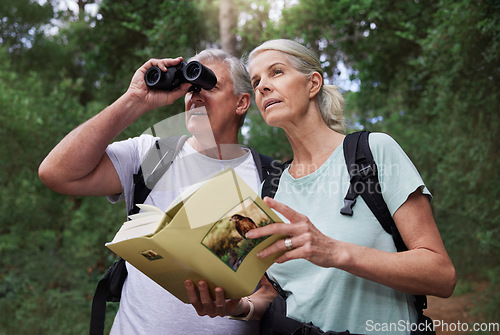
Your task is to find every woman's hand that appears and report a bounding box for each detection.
[184,280,243,318]
[246,197,346,268]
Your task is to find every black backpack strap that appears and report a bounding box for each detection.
[129,135,189,215]
[90,258,127,335]
[341,131,406,250]
[248,147,281,183]
[89,276,108,335]
[339,132,362,216]
[340,131,427,313]
[261,160,291,199]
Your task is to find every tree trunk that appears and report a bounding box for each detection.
[219,0,239,56]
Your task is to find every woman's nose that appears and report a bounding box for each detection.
[256,78,272,94]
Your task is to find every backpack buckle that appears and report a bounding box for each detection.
[358,164,377,179]
[340,199,356,216]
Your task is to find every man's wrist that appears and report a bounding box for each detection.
[115,91,150,117]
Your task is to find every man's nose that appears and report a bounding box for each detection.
[189,90,206,103]
[185,91,205,108]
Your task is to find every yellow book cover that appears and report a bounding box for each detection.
[105,168,284,303]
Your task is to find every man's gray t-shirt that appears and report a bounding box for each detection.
[106,134,260,334]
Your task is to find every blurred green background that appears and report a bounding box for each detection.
[1,0,498,333]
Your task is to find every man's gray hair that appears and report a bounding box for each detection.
[189,49,252,97]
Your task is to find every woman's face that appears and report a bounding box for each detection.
[249,50,314,128]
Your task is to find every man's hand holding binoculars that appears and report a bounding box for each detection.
[126,57,192,112]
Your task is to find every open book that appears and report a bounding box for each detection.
[106,168,284,303]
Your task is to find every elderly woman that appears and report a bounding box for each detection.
[185,39,456,335]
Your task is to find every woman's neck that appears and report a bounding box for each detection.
[286,125,345,179]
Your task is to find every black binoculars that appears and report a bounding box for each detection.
[144,61,217,92]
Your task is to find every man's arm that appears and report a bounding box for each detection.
[39,57,190,196]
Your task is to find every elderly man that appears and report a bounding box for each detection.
[39,49,275,334]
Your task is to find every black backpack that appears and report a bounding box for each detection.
[259,131,434,335]
[89,136,279,335]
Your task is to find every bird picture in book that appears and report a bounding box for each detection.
[201,198,275,271]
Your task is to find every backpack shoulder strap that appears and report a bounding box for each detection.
[90,258,127,335]
[341,131,427,312]
[340,131,407,251]
[129,135,189,215]
[249,147,282,183]
[261,159,291,199]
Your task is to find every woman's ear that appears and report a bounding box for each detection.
[308,72,323,99]
[236,93,251,116]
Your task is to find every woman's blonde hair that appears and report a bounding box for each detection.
[248,39,345,133]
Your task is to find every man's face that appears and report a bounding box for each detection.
[184,61,241,138]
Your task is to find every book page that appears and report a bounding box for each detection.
[108,204,164,244]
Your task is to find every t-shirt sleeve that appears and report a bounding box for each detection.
[369,133,431,216]
[105,134,157,209]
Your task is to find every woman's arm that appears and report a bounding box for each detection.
[246,192,456,298]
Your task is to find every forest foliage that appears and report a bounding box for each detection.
[0,0,498,333]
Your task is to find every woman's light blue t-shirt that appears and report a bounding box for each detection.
[266,133,430,334]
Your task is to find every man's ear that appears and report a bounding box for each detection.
[308,72,323,99]
[236,93,251,116]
